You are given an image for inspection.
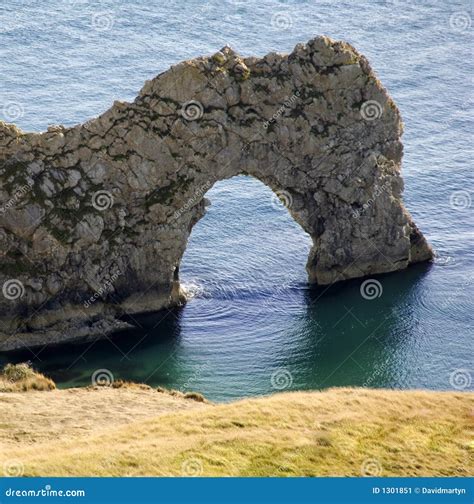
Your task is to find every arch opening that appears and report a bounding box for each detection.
[177,175,313,307]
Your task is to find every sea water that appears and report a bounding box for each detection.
[0,0,472,400]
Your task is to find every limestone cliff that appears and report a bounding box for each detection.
[0,36,433,350]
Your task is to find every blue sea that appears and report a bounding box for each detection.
[0,0,472,401]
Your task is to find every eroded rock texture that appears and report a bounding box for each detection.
[0,36,433,350]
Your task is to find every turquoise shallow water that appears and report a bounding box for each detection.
[0,0,472,401]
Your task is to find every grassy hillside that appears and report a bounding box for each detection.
[0,376,472,477]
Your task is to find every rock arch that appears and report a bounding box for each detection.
[0,36,432,350]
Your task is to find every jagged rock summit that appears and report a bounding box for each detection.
[0,36,433,351]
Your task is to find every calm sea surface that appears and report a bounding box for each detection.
[0,0,472,400]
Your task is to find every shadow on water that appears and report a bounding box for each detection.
[0,261,435,400]
[292,261,434,390]
[1,307,185,388]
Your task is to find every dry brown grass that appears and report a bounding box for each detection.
[0,363,55,392]
[0,386,472,477]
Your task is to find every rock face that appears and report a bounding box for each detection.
[0,36,433,351]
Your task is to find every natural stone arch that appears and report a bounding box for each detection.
[0,36,432,350]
